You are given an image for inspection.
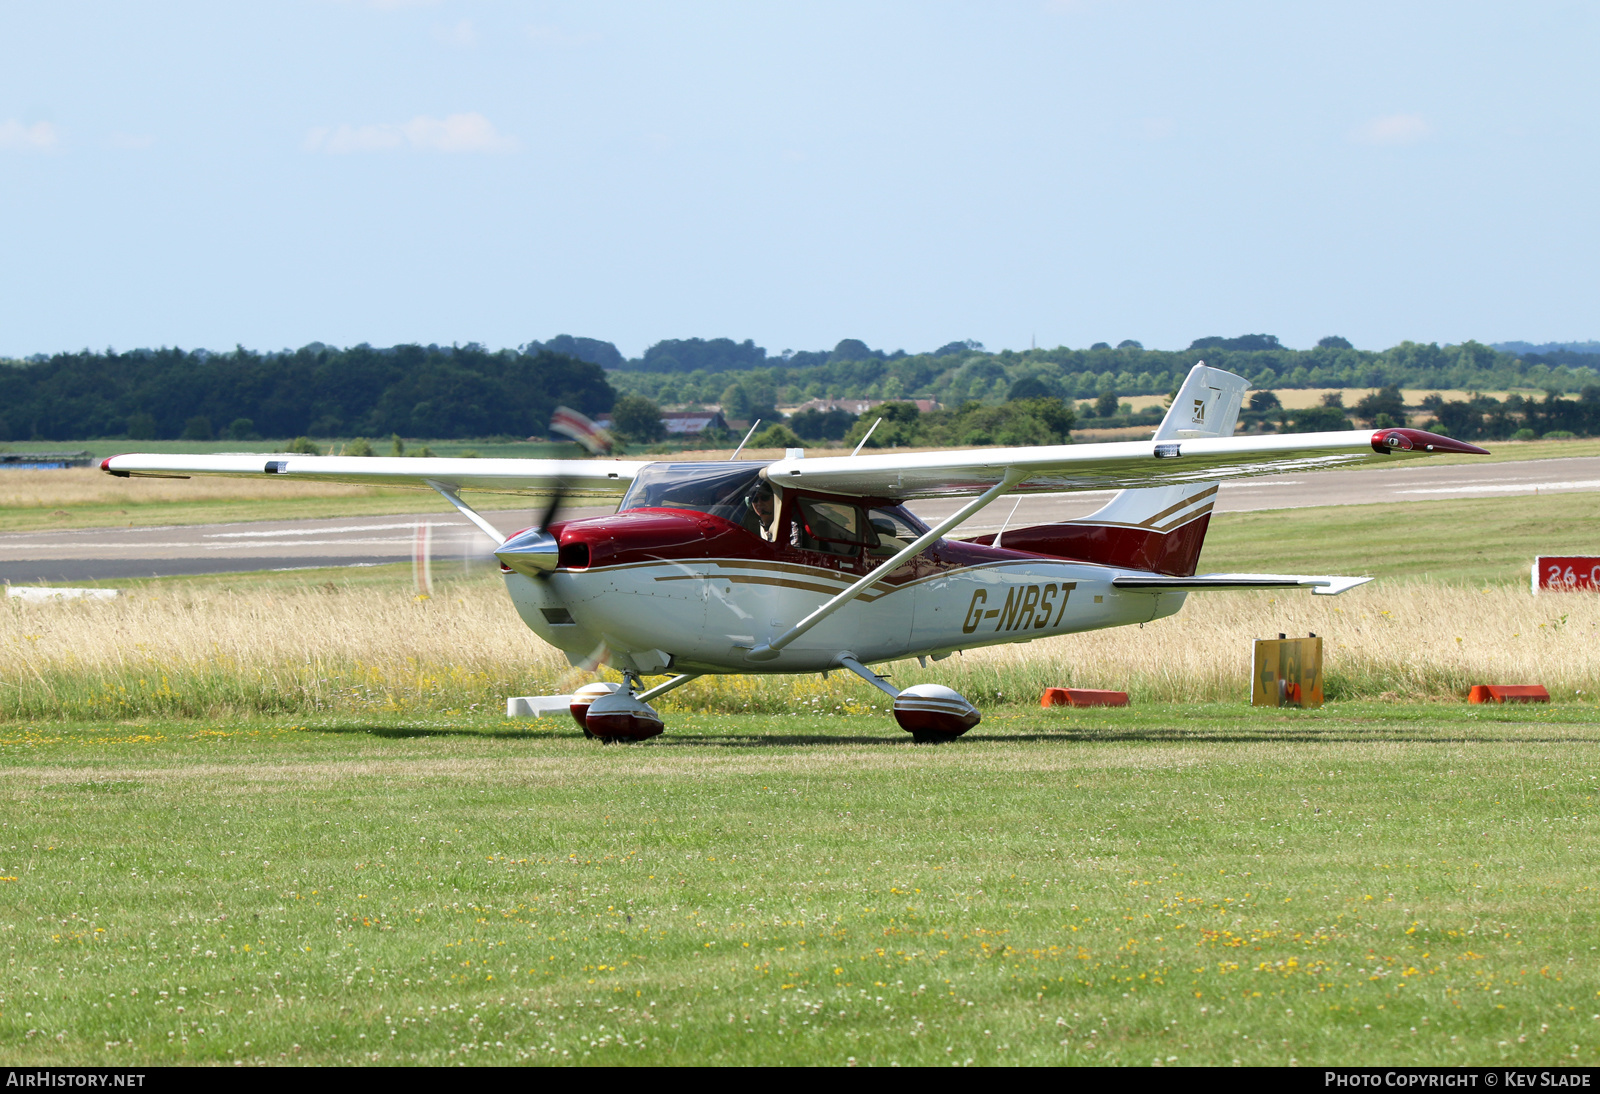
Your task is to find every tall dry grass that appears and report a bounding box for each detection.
[0,577,1590,721]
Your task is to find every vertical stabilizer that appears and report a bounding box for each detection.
[1152,361,1250,441]
[974,364,1251,575]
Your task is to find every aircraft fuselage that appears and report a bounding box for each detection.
[503,506,1186,675]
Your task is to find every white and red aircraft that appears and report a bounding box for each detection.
[103,364,1485,742]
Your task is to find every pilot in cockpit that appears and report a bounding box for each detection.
[742,483,777,541]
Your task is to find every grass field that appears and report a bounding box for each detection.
[4,472,1599,1065]
[1202,490,1600,588]
[1,704,1597,1066]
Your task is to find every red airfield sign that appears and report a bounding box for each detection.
[1533,556,1600,593]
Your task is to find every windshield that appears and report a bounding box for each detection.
[618,463,768,523]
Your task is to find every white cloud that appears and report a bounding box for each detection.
[304,113,517,154]
[1351,113,1430,145]
[433,19,476,47]
[0,120,59,151]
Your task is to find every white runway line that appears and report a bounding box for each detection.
[1395,480,1600,495]
[203,520,472,538]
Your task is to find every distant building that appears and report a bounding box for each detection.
[787,398,939,416]
[661,410,729,436]
[590,410,729,436]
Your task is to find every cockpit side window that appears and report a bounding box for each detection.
[794,497,874,557]
[618,463,767,523]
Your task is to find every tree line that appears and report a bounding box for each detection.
[0,344,614,442]
[4,333,1599,444]
[609,336,1599,419]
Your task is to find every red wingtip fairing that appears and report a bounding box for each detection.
[100,457,114,471]
[1371,428,1490,456]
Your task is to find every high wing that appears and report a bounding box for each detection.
[101,364,1485,504]
[766,429,1486,501]
[100,453,649,500]
[764,360,1485,500]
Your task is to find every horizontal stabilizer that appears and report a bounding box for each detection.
[1111,572,1373,596]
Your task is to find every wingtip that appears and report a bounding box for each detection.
[1371,428,1489,456]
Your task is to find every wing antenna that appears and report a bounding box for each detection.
[728,419,763,460]
[851,417,883,456]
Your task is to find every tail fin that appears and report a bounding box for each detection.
[1153,361,1249,441]
[975,363,1248,576]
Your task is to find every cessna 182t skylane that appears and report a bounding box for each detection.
[103,363,1486,742]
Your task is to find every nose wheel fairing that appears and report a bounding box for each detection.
[583,691,665,742]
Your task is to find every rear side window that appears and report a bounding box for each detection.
[866,507,924,557]
[797,498,873,546]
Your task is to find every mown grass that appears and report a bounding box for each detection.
[1,704,1597,1066]
[1199,489,1600,587]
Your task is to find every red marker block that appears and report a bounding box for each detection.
[1041,688,1129,708]
[1467,684,1550,704]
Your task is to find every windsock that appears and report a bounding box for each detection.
[549,406,613,455]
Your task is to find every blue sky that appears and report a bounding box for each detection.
[1,1,1594,358]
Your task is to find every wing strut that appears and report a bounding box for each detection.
[425,479,507,546]
[745,468,1027,663]
[634,673,701,703]
[835,654,899,697]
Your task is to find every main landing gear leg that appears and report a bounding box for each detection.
[579,672,701,743]
[833,653,982,743]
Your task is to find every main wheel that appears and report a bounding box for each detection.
[569,681,623,736]
[893,684,981,740]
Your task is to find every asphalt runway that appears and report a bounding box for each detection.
[2,455,1596,583]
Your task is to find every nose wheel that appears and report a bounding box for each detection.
[584,691,665,741]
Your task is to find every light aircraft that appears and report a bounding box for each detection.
[103,364,1486,742]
